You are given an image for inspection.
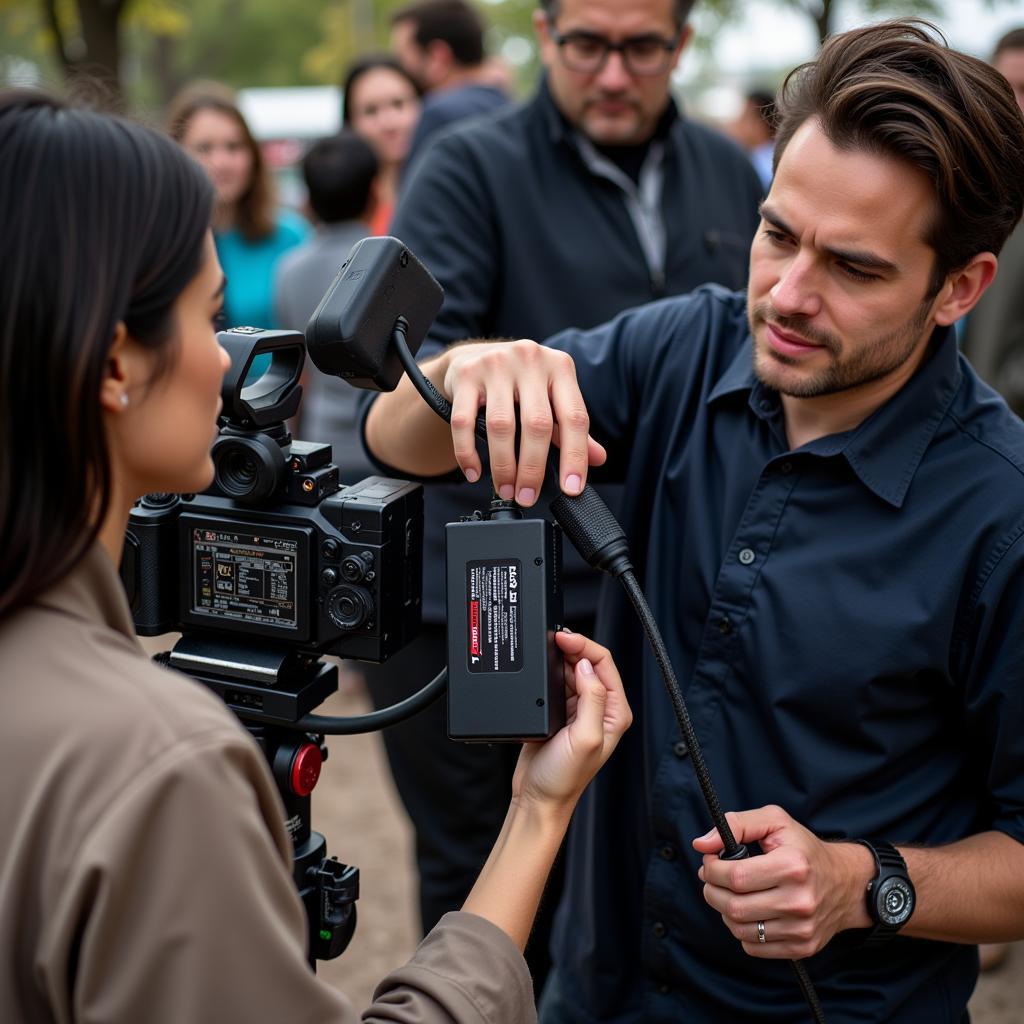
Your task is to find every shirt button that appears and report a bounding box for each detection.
[652,921,667,939]
[718,616,732,635]
[759,399,772,412]
[660,844,676,861]
[738,548,756,565]
[673,740,689,758]
[780,461,793,474]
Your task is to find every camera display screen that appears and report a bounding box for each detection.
[190,526,299,630]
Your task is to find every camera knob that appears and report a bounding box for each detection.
[326,585,373,632]
[341,552,373,583]
[321,568,339,587]
[140,492,178,509]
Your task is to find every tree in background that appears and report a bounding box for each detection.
[0,0,189,107]
[0,0,536,109]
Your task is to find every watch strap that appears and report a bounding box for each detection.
[854,839,912,945]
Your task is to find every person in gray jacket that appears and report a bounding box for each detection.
[275,130,380,482]
[0,89,631,1024]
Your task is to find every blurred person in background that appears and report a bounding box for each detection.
[274,131,379,483]
[961,27,1024,422]
[726,88,776,192]
[373,0,763,995]
[342,56,422,236]
[168,81,309,331]
[0,87,632,1024]
[390,0,511,171]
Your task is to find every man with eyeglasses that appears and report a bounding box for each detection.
[365,0,761,998]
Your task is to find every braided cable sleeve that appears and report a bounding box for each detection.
[792,962,827,1024]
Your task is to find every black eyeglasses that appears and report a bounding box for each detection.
[550,28,680,76]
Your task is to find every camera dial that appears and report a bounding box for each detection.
[326,585,373,632]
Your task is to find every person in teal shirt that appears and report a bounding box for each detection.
[169,81,310,331]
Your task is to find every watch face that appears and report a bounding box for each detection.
[876,876,915,927]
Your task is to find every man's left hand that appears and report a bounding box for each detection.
[692,805,873,959]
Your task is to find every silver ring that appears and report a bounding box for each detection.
[757,920,766,944]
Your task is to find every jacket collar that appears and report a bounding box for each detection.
[708,322,962,509]
[35,542,139,642]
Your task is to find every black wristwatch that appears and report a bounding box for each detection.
[855,839,916,944]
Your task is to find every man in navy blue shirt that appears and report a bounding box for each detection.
[364,20,1024,1023]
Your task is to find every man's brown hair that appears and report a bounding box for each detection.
[774,20,1024,295]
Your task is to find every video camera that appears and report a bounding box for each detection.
[118,237,564,965]
[121,328,423,668]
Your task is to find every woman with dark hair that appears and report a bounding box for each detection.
[342,56,422,235]
[167,80,310,329]
[0,88,631,1023]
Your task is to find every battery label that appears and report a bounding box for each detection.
[466,558,523,674]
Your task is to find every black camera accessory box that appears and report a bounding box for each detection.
[304,236,443,392]
[445,513,565,742]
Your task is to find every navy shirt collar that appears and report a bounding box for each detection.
[708,320,963,509]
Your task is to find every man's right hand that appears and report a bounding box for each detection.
[441,339,607,507]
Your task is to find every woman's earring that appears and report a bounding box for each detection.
[120,393,129,408]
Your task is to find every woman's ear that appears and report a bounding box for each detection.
[99,321,134,414]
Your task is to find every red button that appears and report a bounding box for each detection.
[290,743,323,796]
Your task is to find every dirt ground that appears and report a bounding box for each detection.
[313,683,1024,1022]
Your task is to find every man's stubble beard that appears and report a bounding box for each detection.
[748,297,935,399]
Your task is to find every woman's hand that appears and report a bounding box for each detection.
[512,630,632,811]
[461,630,630,949]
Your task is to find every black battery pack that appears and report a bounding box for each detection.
[445,507,565,742]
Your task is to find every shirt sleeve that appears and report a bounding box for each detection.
[957,525,1024,844]
[544,291,720,482]
[58,731,532,1023]
[365,913,536,1024]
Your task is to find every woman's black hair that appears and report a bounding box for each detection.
[341,54,422,126]
[0,89,214,620]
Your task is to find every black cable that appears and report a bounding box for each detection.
[390,317,827,1023]
[619,571,738,852]
[293,666,447,735]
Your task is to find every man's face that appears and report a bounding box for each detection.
[534,0,690,146]
[391,18,430,90]
[995,47,1024,114]
[747,119,942,401]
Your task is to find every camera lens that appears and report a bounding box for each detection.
[212,434,287,504]
[224,451,257,487]
[326,585,373,632]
